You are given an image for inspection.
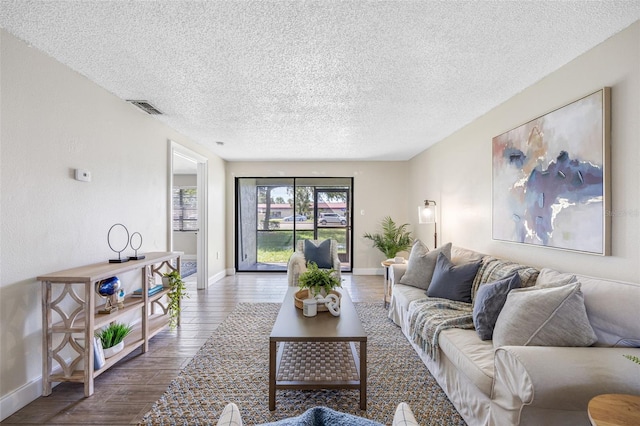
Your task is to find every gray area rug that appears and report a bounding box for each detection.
[181,260,197,278]
[140,303,465,425]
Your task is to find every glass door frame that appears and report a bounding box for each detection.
[235,177,353,273]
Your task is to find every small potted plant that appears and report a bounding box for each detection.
[363,216,413,260]
[162,270,189,329]
[95,322,133,358]
[298,261,342,298]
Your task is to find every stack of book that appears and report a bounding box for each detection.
[132,284,164,298]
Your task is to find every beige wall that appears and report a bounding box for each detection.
[0,30,226,417]
[226,162,410,273]
[408,22,640,283]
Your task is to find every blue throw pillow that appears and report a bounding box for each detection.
[473,273,521,340]
[426,252,481,303]
[304,239,332,269]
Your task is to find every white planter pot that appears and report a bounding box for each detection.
[103,341,124,358]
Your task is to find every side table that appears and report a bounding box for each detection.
[588,393,640,426]
[381,259,405,308]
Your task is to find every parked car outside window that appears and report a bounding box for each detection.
[318,213,346,225]
[283,214,307,222]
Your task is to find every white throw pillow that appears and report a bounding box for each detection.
[493,282,597,348]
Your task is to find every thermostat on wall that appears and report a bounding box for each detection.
[75,169,92,182]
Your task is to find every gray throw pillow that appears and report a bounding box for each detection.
[304,239,332,269]
[399,241,452,290]
[472,273,521,340]
[426,252,481,303]
[493,282,597,348]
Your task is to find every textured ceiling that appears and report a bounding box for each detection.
[1,1,639,161]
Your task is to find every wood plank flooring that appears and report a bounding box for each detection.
[2,273,385,425]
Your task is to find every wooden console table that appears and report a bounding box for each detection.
[39,251,182,397]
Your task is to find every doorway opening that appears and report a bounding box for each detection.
[235,177,353,272]
[169,141,208,289]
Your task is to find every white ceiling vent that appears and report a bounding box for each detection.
[126,100,162,115]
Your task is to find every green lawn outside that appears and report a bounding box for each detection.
[257,229,347,263]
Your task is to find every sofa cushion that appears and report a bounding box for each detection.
[493,282,597,348]
[471,257,539,301]
[472,273,521,340]
[399,241,452,290]
[304,239,332,269]
[538,268,640,347]
[388,284,430,326]
[427,253,481,303]
[439,328,495,396]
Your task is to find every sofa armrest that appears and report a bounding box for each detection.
[332,257,342,282]
[389,263,408,287]
[491,346,640,424]
[287,252,307,287]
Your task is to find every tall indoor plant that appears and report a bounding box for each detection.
[363,216,413,259]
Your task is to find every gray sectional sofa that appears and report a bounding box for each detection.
[388,245,640,426]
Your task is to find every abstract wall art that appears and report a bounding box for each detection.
[492,88,610,255]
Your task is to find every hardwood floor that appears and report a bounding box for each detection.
[2,273,385,425]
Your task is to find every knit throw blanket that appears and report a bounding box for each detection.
[408,298,474,361]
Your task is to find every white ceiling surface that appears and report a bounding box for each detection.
[1,2,639,161]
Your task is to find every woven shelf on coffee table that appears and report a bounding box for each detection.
[276,341,359,382]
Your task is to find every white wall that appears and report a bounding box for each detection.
[226,162,410,273]
[0,30,226,418]
[408,22,640,283]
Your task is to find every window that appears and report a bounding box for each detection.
[173,187,198,231]
[235,177,353,272]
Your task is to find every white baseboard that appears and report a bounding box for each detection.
[0,375,43,421]
[352,268,384,275]
[207,270,227,287]
[181,255,196,261]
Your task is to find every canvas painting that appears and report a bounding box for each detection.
[492,89,610,255]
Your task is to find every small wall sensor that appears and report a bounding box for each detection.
[75,169,92,182]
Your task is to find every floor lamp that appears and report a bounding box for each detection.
[418,200,437,249]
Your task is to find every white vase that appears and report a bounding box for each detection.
[103,341,124,358]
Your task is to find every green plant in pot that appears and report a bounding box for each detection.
[162,270,189,329]
[298,261,341,298]
[363,216,413,259]
[95,322,132,358]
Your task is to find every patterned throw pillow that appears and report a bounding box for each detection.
[399,241,452,290]
[304,239,332,269]
[472,273,521,340]
[426,252,481,303]
[493,282,597,347]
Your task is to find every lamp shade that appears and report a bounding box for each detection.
[418,201,436,224]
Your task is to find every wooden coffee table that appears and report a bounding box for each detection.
[269,287,367,410]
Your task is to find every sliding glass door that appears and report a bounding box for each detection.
[235,177,353,272]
